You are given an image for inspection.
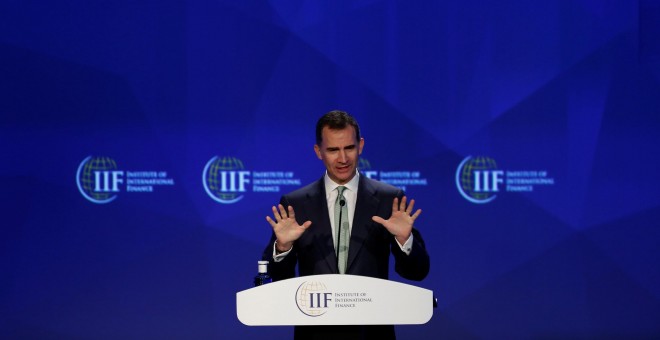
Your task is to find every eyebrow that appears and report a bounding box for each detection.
[326,144,356,151]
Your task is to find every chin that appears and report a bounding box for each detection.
[333,171,353,183]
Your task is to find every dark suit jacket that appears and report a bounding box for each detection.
[262,175,430,339]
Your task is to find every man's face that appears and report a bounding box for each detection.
[314,125,364,185]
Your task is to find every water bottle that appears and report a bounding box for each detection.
[254,260,272,286]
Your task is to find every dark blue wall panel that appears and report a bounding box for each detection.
[2,0,659,338]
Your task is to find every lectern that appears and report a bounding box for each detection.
[236,274,433,326]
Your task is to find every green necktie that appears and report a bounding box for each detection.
[335,186,349,274]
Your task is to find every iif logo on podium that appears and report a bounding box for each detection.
[295,281,331,317]
[293,280,374,317]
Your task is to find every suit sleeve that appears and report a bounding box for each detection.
[392,227,430,281]
[391,190,430,281]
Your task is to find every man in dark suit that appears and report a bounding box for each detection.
[262,110,430,340]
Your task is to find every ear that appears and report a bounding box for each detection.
[314,144,322,159]
[358,138,364,155]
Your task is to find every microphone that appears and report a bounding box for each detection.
[336,199,346,261]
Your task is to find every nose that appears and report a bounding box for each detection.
[339,150,347,163]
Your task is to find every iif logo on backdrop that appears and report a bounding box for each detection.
[456,155,555,204]
[76,156,175,204]
[455,156,503,204]
[77,156,123,204]
[202,156,303,204]
[202,156,250,204]
[358,158,429,191]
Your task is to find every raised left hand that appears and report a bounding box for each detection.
[372,196,421,244]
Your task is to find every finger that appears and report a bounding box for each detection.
[400,196,408,212]
[406,199,416,214]
[392,197,399,212]
[266,216,277,228]
[271,206,282,222]
[372,216,386,225]
[277,204,288,219]
[288,205,296,219]
[411,209,422,221]
[301,221,312,229]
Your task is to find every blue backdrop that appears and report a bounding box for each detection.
[2,0,660,339]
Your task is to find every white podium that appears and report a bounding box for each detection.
[236,274,433,326]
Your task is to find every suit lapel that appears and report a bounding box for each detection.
[346,176,380,273]
[307,178,338,273]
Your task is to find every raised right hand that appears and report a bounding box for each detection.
[266,204,312,252]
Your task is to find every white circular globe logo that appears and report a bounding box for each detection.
[295,281,329,317]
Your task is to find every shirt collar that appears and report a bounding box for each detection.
[324,170,359,195]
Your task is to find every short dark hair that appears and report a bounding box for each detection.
[315,110,361,145]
